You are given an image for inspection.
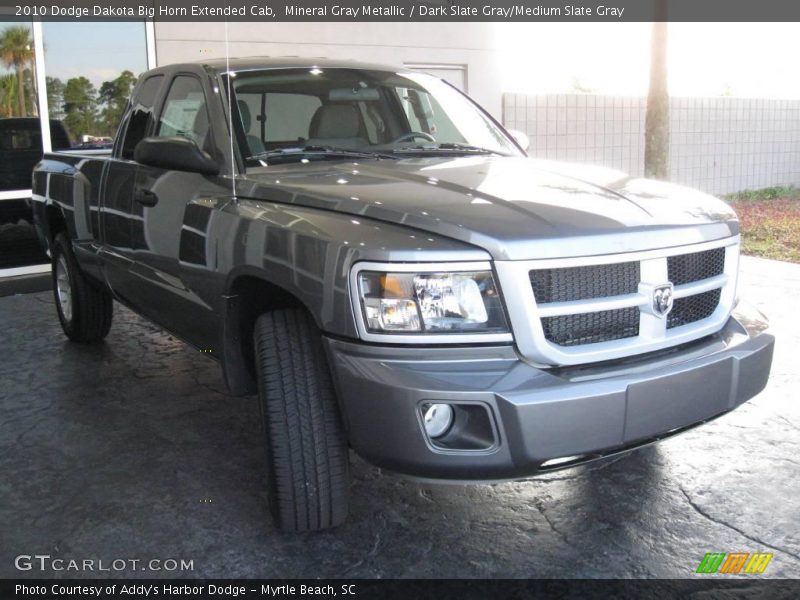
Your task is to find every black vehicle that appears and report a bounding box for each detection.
[0,118,71,224]
[32,59,773,531]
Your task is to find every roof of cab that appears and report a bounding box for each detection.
[152,56,411,75]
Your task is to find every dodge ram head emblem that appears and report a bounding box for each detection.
[652,283,674,317]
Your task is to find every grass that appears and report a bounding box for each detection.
[724,186,800,263]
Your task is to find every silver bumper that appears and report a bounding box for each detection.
[325,301,774,480]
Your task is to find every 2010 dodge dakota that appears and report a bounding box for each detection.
[32,58,774,531]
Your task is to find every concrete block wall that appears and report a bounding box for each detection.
[504,94,800,195]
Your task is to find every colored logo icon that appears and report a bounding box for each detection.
[696,552,773,574]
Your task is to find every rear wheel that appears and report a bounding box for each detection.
[253,308,350,531]
[52,233,113,343]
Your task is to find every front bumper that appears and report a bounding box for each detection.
[325,302,774,481]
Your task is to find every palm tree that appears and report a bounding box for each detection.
[644,2,669,179]
[0,26,34,117]
[0,73,16,117]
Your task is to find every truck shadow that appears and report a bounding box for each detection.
[2,292,669,579]
[333,447,667,577]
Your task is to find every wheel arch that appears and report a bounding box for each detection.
[45,204,68,239]
[32,201,69,258]
[221,267,318,396]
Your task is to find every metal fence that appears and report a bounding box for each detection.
[503,93,800,195]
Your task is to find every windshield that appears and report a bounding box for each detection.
[227,67,522,164]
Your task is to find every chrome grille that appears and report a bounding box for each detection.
[542,307,640,347]
[668,288,722,329]
[530,262,639,303]
[497,237,740,365]
[668,248,725,286]
[531,262,641,346]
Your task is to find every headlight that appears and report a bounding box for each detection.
[353,263,510,340]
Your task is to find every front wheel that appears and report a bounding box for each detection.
[52,233,113,343]
[253,308,350,531]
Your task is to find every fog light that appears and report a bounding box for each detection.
[422,403,454,438]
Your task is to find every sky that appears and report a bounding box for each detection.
[494,22,800,98]
[41,22,148,87]
[0,21,148,88]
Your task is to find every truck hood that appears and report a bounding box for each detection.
[237,156,738,260]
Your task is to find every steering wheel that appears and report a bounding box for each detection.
[392,131,436,144]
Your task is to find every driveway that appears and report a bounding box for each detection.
[1,255,798,578]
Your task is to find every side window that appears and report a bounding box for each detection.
[395,87,426,132]
[156,76,211,150]
[236,92,261,137]
[264,93,321,142]
[121,75,163,159]
[357,102,386,144]
[393,86,463,142]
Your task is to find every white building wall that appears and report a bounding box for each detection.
[504,93,800,195]
[153,22,504,118]
[154,23,800,195]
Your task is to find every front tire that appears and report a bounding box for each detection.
[253,309,350,531]
[52,233,113,343]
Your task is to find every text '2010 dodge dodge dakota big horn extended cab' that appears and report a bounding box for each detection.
[32,58,774,531]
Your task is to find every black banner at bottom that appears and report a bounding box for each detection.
[2,579,799,600]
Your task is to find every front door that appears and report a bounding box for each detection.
[127,73,225,349]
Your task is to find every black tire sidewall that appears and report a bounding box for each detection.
[52,234,80,337]
[51,232,112,342]
[254,368,282,524]
[253,309,350,531]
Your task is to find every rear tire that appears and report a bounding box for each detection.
[52,233,113,343]
[253,308,350,531]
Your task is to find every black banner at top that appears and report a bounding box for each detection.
[1,0,799,22]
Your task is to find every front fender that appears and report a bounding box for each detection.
[217,197,490,338]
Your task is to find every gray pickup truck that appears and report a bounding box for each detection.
[32,58,774,531]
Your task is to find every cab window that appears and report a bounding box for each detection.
[156,75,211,151]
[120,75,163,160]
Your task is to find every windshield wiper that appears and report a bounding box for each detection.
[250,145,396,163]
[390,142,506,156]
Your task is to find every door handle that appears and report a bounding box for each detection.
[134,189,158,207]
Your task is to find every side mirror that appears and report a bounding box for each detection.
[134,136,220,176]
[507,129,530,152]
